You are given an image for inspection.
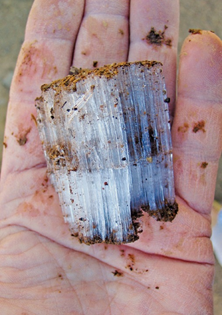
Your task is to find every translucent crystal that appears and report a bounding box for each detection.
[36,61,178,244]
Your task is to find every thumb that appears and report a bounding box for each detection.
[172,30,222,216]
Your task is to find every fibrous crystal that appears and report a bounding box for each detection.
[36,61,178,244]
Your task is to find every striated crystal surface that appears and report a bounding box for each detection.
[36,61,178,244]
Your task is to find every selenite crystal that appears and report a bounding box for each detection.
[35,61,178,244]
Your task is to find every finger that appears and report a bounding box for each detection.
[73,0,129,68]
[172,31,222,216]
[1,0,84,182]
[128,0,179,117]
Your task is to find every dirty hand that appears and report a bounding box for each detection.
[0,1,222,314]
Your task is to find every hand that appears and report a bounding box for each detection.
[0,1,221,314]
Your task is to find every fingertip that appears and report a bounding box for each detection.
[178,30,222,102]
[181,30,221,52]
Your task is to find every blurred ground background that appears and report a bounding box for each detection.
[0,0,221,313]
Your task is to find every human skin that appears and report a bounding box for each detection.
[0,0,222,314]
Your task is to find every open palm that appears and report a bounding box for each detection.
[0,1,222,314]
